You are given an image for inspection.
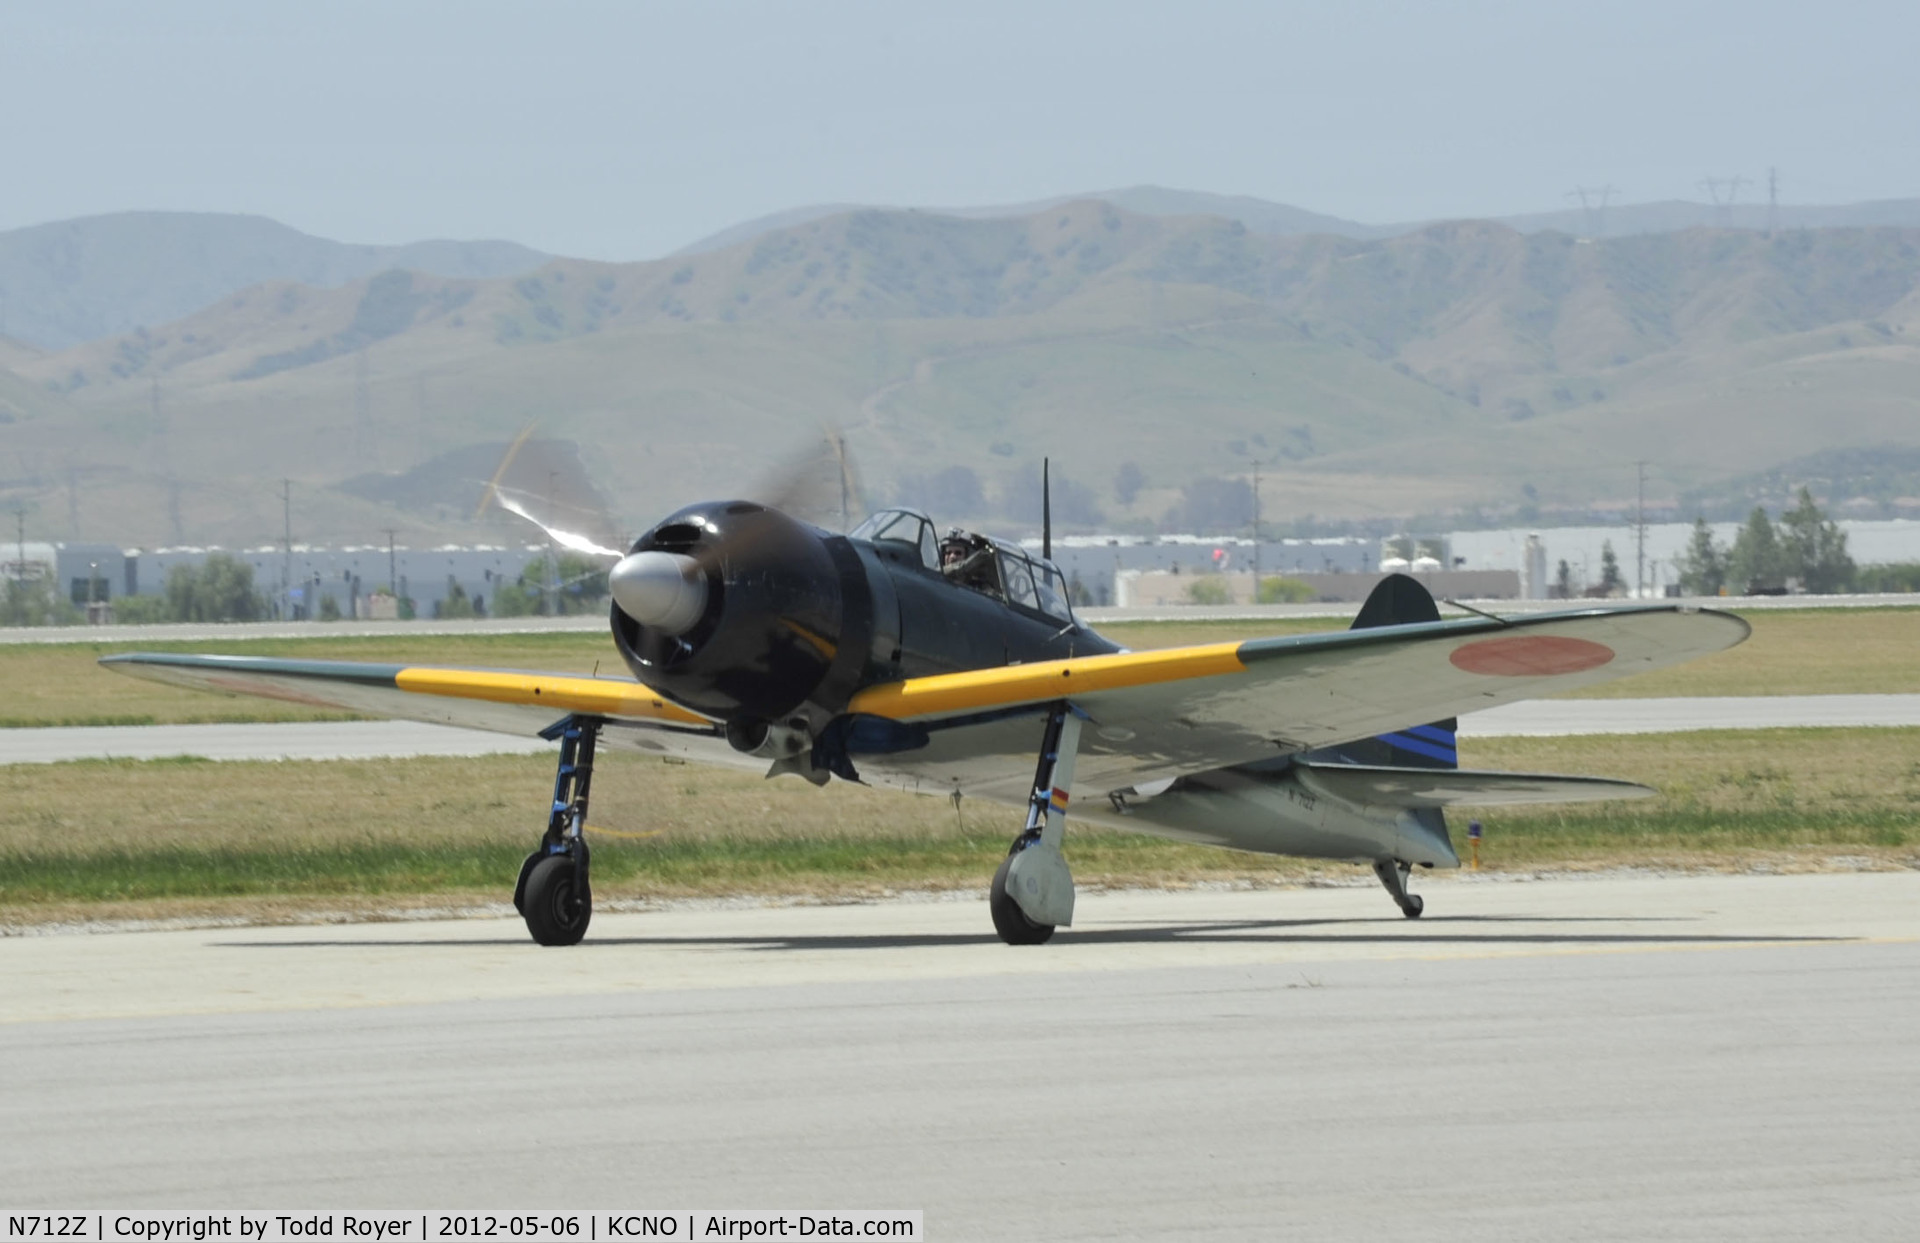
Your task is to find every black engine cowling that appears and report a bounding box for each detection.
[610,501,866,723]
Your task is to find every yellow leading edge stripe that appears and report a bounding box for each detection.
[395,667,712,725]
[848,641,1247,721]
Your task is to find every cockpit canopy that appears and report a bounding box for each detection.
[850,508,1076,625]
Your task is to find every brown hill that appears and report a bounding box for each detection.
[7,204,1919,545]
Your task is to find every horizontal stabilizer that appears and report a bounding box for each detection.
[1294,761,1654,808]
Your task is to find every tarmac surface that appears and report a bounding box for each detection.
[4,694,1916,764]
[3,873,1917,1239]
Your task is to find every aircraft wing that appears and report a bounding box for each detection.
[1291,762,1654,808]
[97,653,747,766]
[847,604,1749,801]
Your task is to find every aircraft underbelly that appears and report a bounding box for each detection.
[1076,768,1460,867]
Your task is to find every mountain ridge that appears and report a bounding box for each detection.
[5,202,1918,546]
[0,211,551,350]
[678,183,1920,257]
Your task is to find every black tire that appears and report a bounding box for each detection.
[990,851,1055,946]
[523,853,592,946]
[1402,893,1424,919]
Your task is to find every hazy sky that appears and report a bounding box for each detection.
[6,0,1917,259]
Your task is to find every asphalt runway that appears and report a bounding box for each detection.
[3,874,1917,1240]
[4,694,1917,764]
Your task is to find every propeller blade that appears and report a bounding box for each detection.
[748,424,867,531]
[477,425,627,559]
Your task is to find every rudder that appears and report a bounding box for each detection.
[1302,573,1457,769]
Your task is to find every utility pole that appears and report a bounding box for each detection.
[281,479,294,620]
[1766,166,1780,235]
[381,528,398,595]
[1250,459,1261,598]
[546,470,560,615]
[1634,460,1649,599]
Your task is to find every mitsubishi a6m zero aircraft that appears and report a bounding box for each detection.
[102,462,1749,947]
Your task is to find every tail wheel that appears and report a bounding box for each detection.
[523,853,592,946]
[990,850,1055,946]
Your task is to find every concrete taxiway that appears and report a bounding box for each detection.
[2,874,1917,1240]
[4,693,1916,764]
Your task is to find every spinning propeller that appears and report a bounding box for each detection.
[479,424,868,639]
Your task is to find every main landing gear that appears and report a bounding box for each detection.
[1372,858,1425,918]
[990,703,1083,946]
[515,715,602,946]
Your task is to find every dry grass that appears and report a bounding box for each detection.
[1559,607,1920,699]
[1459,728,1920,864]
[0,632,626,727]
[1,727,1914,925]
[13,607,1910,729]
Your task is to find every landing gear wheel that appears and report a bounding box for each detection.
[523,853,591,946]
[1401,893,1424,919]
[990,851,1055,946]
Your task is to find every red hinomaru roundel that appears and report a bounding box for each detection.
[1448,634,1615,677]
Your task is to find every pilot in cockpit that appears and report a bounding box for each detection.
[940,527,1002,596]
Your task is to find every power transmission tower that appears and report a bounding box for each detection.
[1567,184,1618,238]
[1634,460,1649,599]
[1700,176,1750,228]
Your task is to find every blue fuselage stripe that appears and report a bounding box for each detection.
[1404,723,1457,745]
[1376,732,1458,764]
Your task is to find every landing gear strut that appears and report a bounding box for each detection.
[515,715,602,946]
[1372,858,1424,919]
[991,702,1082,945]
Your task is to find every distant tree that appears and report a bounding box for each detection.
[0,575,81,627]
[317,593,343,621]
[111,594,171,624]
[491,579,539,617]
[1674,517,1727,596]
[1599,541,1624,593]
[1256,576,1314,603]
[1115,461,1146,507]
[161,553,262,622]
[1164,476,1252,534]
[896,465,984,518]
[1857,563,1920,593]
[1553,559,1573,599]
[507,553,608,616]
[437,580,478,620]
[1777,487,1855,593]
[1186,577,1232,605]
[996,465,1104,527]
[1728,507,1786,593]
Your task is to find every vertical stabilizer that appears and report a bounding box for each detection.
[1302,574,1457,769]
